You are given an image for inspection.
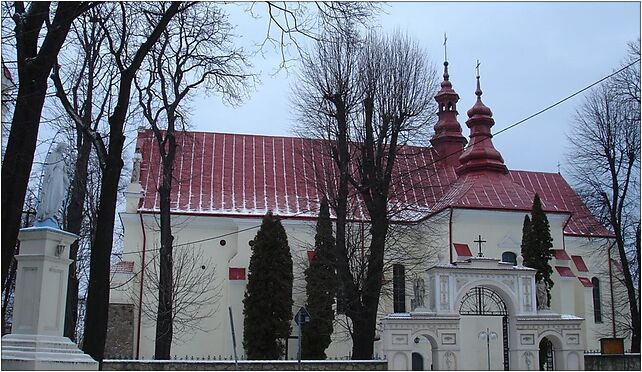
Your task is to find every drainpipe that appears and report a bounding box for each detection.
[449,208,454,264]
[136,212,147,359]
[607,241,616,338]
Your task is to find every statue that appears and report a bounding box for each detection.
[536,280,549,310]
[35,142,69,228]
[131,150,143,183]
[523,351,533,370]
[412,276,426,309]
[445,351,456,370]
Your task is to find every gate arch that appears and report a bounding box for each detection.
[410,332,438,370]
[457,285,512,370]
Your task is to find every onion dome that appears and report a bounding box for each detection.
[456,74,508,175]
[431,61,467,165]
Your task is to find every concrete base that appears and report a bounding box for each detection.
[1,333,98,370]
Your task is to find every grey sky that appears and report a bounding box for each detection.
[191,2,639,174]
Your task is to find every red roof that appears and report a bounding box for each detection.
[453,243,473,258]
[552,249,571,260]
[555,266,576,277]
[571,255,589,272]
[135,130,612,238]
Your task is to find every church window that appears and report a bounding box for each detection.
[592,277,602,322]
[501,251,517,265]
[393,264,406,313]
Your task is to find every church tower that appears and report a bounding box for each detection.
[430,61,467,165]
[456,71,508,175]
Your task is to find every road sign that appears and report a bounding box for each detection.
[294,306,311,326]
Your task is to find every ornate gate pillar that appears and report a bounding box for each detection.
[382,314,460,370]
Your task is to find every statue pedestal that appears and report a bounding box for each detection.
[1,227,98,370]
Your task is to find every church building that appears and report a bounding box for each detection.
[107,61,619,370]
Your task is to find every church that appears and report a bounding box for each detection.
[107,61,620,370]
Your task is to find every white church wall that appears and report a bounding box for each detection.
[563,235,619,351]
[117,211,361,359]
[118,213,244,359]
[449,208,568,262]
[115,203,618,360]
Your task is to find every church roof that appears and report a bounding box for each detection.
[134,129,613,238]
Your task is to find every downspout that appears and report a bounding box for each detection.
[607,241,616,338]
[449,207,454,264]
[136,212,147,359]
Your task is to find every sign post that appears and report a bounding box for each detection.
[229,307,238,369]
[294,306,312,370]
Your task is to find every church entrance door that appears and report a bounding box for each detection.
[459,286,510,370]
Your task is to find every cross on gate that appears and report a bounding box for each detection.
[474,234,486,257]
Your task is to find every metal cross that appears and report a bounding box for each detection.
[476,59,481,78]
[475,234,486,257]
[443,32,448,62]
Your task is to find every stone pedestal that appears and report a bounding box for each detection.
[1,227,98,370]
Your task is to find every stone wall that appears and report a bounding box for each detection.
[104,303,135,359]
[584,354,641,371]
[102,360,387,371]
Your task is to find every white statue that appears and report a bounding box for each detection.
[536,280,549,310]
[35,142,69,227]
[131,150,143,183]
[413,277,426,309]
[523,351,533,370]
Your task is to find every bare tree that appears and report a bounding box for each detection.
[69,2,192,362]
[293,29,438,358]
[134,2,252,358]
[589,241,640,348]
[566,41,641,352]
[250,2,378,70]
[136,245,220,345]
[50,5,117,341]
[1,2,92,291]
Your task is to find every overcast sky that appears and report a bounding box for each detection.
[189,2,640,174]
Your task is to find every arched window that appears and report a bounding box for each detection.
[592,277,602,323]
[501,251,517,265]
[393,264,406,313]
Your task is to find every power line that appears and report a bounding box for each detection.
[494,58,640,137]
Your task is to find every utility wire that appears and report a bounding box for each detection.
[494,58,640,137]
[116,58,640,258]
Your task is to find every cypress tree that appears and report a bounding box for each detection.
[302,198,337,359]
[521,194,554,307]
[243,212,293,359]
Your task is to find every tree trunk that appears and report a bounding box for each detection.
[82,144,124,362]
[154,134,176,359]
[1,2,87,289]
[351,315,376,359]
[63,135,92,341]
[81,4,183,362]
[352,209,388,359]
[615,230,640,352]
[1,258,17,335]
